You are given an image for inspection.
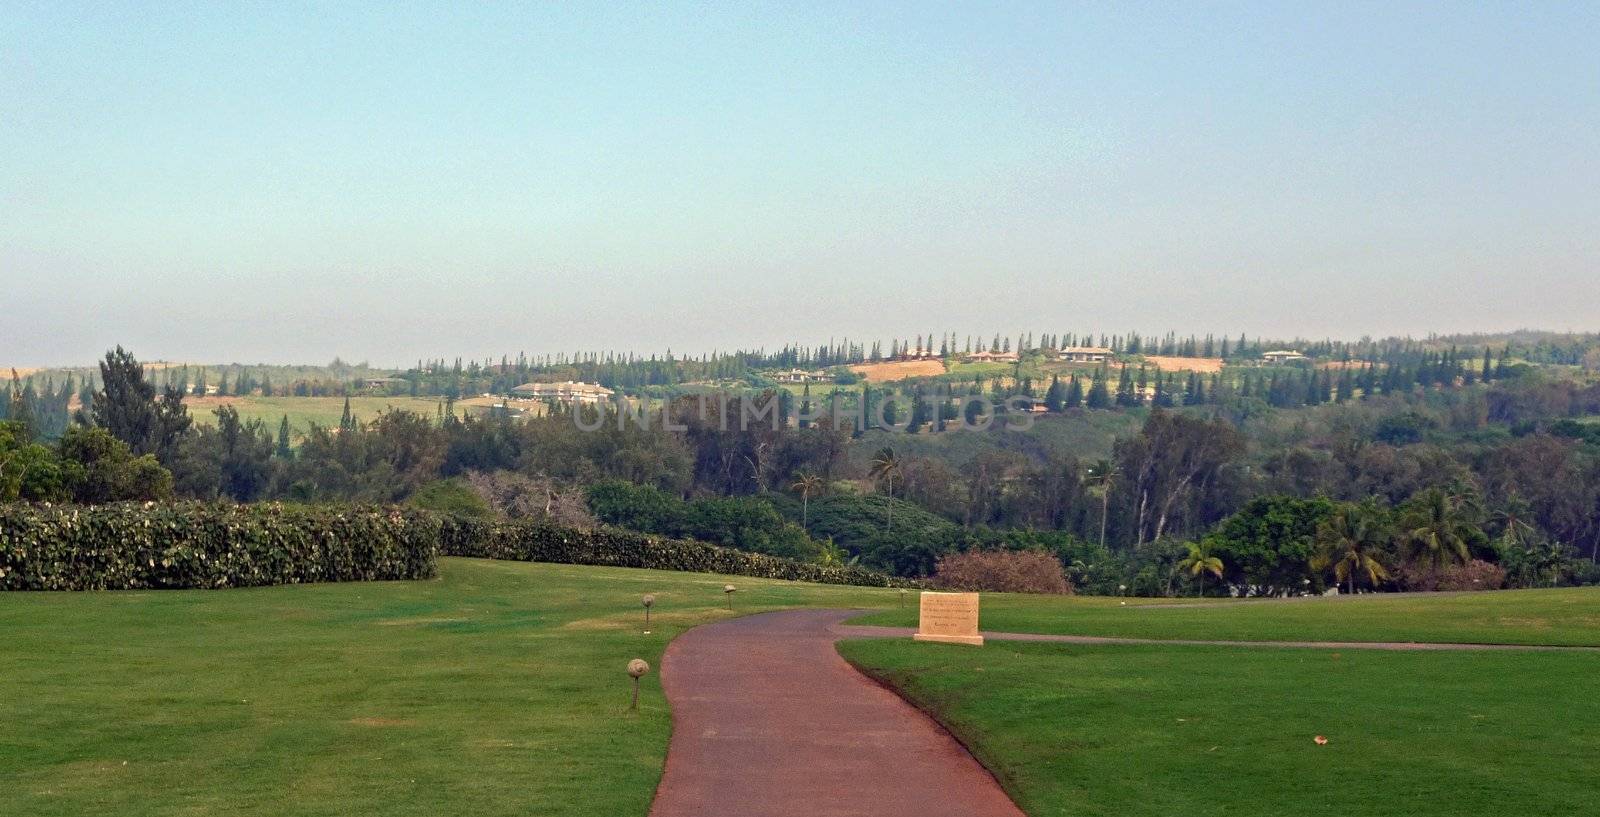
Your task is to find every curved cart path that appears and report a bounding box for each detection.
[649,608,1025,817]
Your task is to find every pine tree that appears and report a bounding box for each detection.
[339,397,355,433]
[6,370,35,441]
[1087,369,1111,409]
[1115,366,1135,406]
[276,416,293,459]
[1044,375,1064,412]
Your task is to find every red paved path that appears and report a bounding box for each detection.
[648,608,1025,817]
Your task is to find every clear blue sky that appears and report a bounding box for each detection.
[3,2,1597,366]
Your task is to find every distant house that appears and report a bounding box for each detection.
[1058,346,1113,363]
[510,381,615,405]
[464,401,528,419]
[1261,350,1309,365]
[771,368,826,383]
[966,350,1019,363]
[361,376,407,390]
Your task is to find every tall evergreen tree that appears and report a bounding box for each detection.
[1044,375,1064,412]
[80,347,192,462]
[276,415,293,459]
[1065,374,1084,408]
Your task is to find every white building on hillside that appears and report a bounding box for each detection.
[1058,346,1113,363]
[510,381,615,405]
[772,368,827,383]
[1261,350,1308,365]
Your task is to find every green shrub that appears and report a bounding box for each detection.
[406,478,494,519]
[441,517,911,588]
[0,502,438,590]
[1,502,908,592]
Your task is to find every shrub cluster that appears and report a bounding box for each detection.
[1403,559,1509,592]
[0,502,439,590]
[0,502,909,591]
[932,549,1073,594]
[438,515,913,588]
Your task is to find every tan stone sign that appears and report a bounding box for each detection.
[913,591,983,646]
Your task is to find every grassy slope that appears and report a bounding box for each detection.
[0,558,895,817]
[186,395,455,435]
[838,639,1600,817]
[7,561,1598,816]
[850,586,1600,647]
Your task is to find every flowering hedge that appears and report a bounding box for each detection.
[438,515,913,588]
[0,502,908,591]
[0,503,439,590]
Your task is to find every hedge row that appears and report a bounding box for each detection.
[0,503,439,590]
[437,515,914,588]
[0,502,909,591]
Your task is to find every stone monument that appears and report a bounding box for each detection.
[913,591,983,646]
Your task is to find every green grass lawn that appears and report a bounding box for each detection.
[187,395,457,435]
[0,558,896,817]
[7,560,1597,816]
[838,639,1600,817]
[850,586,1600,647]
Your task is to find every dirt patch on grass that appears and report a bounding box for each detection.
[376,617,470,626]
[561,610,723,631]
[849,360,946,382]
[1141,356,1224,373]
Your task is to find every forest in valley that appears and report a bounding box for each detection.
[4,330,1600,596]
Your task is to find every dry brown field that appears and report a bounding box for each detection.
[1139,355,1225,373]
[848,359,947,382]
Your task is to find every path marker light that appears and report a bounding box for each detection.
[627,659,650,711]
[642,594,656,634]
[723,584,737,610]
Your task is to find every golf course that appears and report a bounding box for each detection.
[3,558,1596,816]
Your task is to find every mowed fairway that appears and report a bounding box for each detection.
[0,558,895,817]
[838,639,1600,817]
[5,566,1598,817]
[186,395,457,435]
[851,587,1600,647]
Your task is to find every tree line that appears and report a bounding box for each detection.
[4,346,1599,594]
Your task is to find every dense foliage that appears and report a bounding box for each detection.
[0,499,909,592]
[436,515,910,588]
[7,339,1600,594]
[0,502,438,590]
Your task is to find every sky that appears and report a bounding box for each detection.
[3,2,1597,367]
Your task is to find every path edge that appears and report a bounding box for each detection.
[835,639,1029,812]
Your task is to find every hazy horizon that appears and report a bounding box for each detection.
[5,3,1598,367]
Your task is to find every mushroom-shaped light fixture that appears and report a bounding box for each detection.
[723,584,737,610]
[627,658,651,711]
[642,594,656,632]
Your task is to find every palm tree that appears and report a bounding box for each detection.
[816,537,857,568]
[790,472,824,529]
[868,447,902,531]
[1399,489,1482,573]
[1489,494,1537,551]
[1313,503,1391,595]
[1085,459,1119,550]
[1177,541,1224,596]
